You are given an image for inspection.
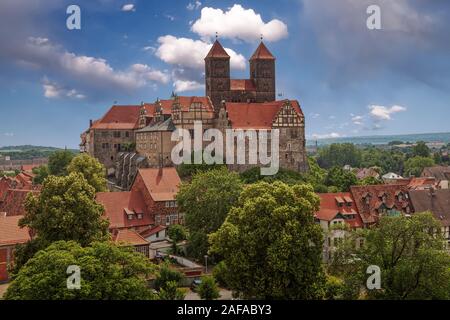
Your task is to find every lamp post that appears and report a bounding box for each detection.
[204,255,208,274]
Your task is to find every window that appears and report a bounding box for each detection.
[155,215,161,225]
[127,214,134,220]
[137,213,143,220]
[125,131,130,138]
[113,131,121,138]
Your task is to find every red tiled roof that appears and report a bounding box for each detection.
[205,40,230,59]
[21,164,39,172]
[96,191,154,229]
[315,193,363,228]
[224,100,303,129]
[230,79,256,91]
[0,215,30,246]
[410,189,450,227]
[250,42,275,60]
[91,105,141,130]
[137,167,181,202]
[113,228,149,246]
[140,225,166,238]
[350,184,412,225]
[0,189,38,216]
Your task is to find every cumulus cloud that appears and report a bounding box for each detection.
[369,105,407,121]
[15,37,169,99]
[42,78,85,99]
[121,4,135,12]
[187,1,202,11]
[191,4,288,42]
[301,0,450,88]
[155,35,246,70]
[173,80,204,92]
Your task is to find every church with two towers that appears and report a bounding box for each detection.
[80,40,308,189]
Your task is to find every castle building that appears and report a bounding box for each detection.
[80,40,308,188]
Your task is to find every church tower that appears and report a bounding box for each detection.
[205,40,230,112]
[250,41,276,102]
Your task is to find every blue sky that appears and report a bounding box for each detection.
[0,0,449,148]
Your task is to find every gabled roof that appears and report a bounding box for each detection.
[350,184,412,225]
[0,215,30,246]
[113,228,149,246]
[315,192,363,228]
[137,118,176,133]
[205,40,230,59]
[96,191,154,229]
[91,105,141,130]
[140,225,166,238]
[137,167,181,201]
[224,100,303,129]
[250,42,275,60]
[422,166,450,181]
[410,189,450,227]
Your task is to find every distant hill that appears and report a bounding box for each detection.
[0,145,78,160]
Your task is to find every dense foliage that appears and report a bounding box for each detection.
[209,181,326,299]
[5,241,157,300]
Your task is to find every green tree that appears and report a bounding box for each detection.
[317,143,362,169]
[158,281,186,300]
[5,241,157,300]
[67,153,107,192]
[209,181,325,299]
[358,176,383,186]
[330,213,450,300]
[48,150,75,176]
[404,156,435,177]
[167,224,187,255]
[154,262,183,290]
[154,263,186,300]
[31,165,49,185]
[198,276,220,300]
[20,172,109,246]
[325,166,358,192]
[412,141,430,158]
[177,168,243,260]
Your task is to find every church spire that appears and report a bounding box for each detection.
[205,40,230,59]
[250,41,275,60]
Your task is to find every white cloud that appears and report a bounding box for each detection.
[173,80,204,92]
[121,4,135,12]
[3,132,14,137]
[310,113,320,119]
[351,115,364,125]
[42,78,85,99]
[191,4,288,42]
[369,105,407,121]
[155,35,246,70]
[21,37,169,99]
[187,1,202,11]
[311,132,341,139]
[165,14,175,21]
[142,46,156,53]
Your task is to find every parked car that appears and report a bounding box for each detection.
[191,279,202,292]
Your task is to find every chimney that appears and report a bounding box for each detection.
[89,119,93,127]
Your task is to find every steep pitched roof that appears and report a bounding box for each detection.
[250,42,275,60]
[96,191,154,229]
[137,118,176,133]
[0,214,30,246]
[350,184,412,225]
[422,166,450,181]
[315,192,363,228]
[113,228,149,246]
[91,105,141,130]
[0,189,39,216]
[224,100,303,129]
[205,40,230,59]
[137,167,181,201]
[410,189,450,227]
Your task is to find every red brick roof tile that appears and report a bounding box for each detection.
[205,40,230,59]
[315,192,363,228]
[0,215,30,246]
[113,228,149,246]
[137,167,181,202]
[91,105,141,130]
[250,42,275,60]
